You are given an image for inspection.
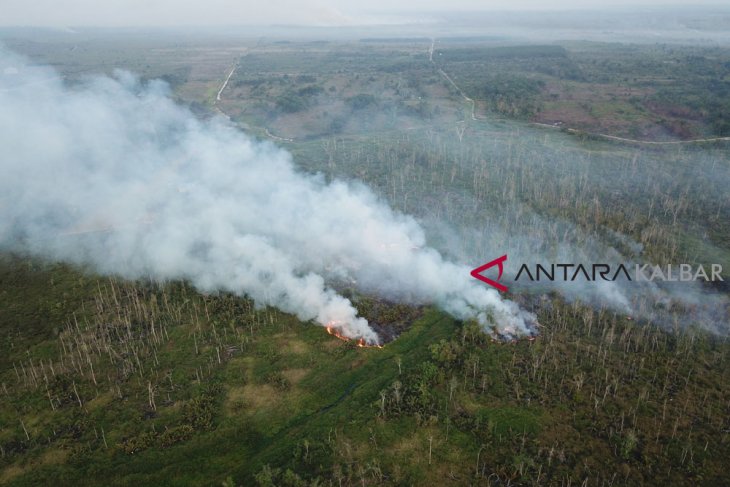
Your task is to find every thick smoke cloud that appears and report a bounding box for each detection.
[0,48,536,343]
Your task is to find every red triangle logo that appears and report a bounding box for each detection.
[470,255,508,292]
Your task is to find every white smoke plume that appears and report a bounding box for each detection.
[0,47,536,343]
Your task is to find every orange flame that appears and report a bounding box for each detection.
[325,326,350,342]
[325,323,383,349]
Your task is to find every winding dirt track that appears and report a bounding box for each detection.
[216,64,236,102]
[214,55,295,142]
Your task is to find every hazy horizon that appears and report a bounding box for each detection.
[1,1,729,28]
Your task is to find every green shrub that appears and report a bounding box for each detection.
[159,424,194,448]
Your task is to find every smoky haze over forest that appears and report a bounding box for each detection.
[0,4,728,342]
[0,47,541,343]
[2,4,730,484]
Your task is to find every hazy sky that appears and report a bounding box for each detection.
[0,0,725,27]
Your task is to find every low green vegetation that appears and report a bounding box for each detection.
[0,256,728,485]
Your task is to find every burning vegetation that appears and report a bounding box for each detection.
[325,322,383,348]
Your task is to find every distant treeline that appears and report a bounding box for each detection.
[359,37,431,43]
[436,45,568,61]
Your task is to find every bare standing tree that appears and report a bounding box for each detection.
[148,381,156,411]
[428,436,433,465]
[455,124,466,143]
